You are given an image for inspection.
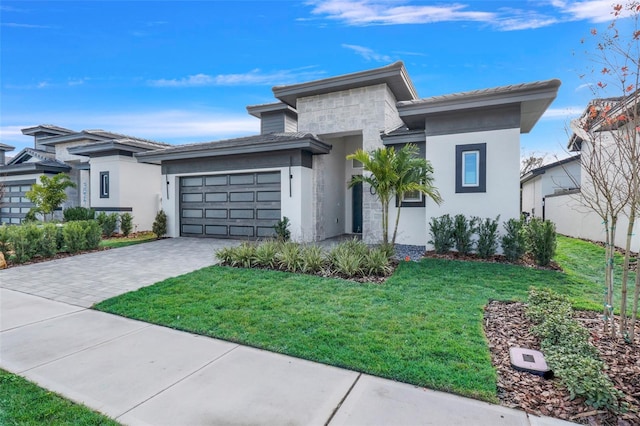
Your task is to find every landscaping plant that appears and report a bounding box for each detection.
[525,217,556,267]
[301,245,325,274]
[253,240,281,269]
[63,221,86,253]
[152,210,167,238]
[501,218,526,262]
[476,216,500,259]
[39,223,59,258]
[25,173,76,222]
[428,214,454,254]
[273,216,291,241]
[63,206,95,222]
[276,241,303,272]
[120,213,133,237]
[453,214,477,255]
[96,212,119,237]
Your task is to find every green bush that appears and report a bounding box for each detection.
[476,216,499,258]
[230,242,256,268]
[526,288,623,410]
[453,214,477,255]
[501,218,526,262]
[329,243,364,277]
[0,224,11,260]
[428,214,454,254]
[301,245,325,274]
[277,241,303,272]
[39,223,59,258]
[525,218,557,267]
[364,247,392,276]
[273,216,291,242]
[215,246,235,266]
[84,220,102,250]
[120,213,133,237]
[152,210,167,238]
[253,240,281,268]
[23,209,38,223]
[63,206,95,222]
[11,224,43,263]
[96,212,119,237]
[63,221,86,253]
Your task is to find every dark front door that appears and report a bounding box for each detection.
[352,180,363,233]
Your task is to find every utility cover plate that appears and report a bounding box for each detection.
[509,347,554,379]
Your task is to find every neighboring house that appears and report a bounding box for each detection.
[136,62,561,247]
[520,155,581,219]
[0,125,169,231]
[543,94,640,252]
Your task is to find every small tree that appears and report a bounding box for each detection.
[347,144,441,245]
[152,210,167,238]
[25,173,76,222]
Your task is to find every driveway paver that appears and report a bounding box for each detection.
[0,237,240,307]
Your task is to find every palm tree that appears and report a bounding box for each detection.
[347,144,442,245]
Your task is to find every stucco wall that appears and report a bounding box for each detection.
[89,155,161,231]
[425,128,521,250]
[522,161,581,218]
[546,192,640,252]
[297,84,404,243]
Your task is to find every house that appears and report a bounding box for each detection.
[136,62,561,247]
[543,94,640,252]
[520,155,581,219]
[0,126,169,231]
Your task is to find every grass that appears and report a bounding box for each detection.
[99,232,157,249]
[95,235,614,402]
[0,369,118,425]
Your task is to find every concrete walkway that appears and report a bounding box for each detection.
[0,240,576,425]
[0,237,238,307]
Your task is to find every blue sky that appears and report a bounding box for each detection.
[0,1,633,160]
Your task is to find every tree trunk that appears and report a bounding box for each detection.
[392,200,402,246]
[620,208,636,337]
[381,199,389,245]
[608,217,617,339]
[630,257,640,343]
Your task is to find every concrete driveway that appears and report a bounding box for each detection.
[0,237,240,307]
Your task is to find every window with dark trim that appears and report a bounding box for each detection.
[100,171,110,198]
[396,190,426,207]
[455,143,486,193]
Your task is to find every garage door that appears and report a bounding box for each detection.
[179,172,281,238]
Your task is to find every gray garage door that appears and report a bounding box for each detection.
[179,172,281,238]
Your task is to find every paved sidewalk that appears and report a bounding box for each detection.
[0,237,239,307]
[0,289,576,426]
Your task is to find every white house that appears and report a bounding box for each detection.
[0,126,169,231]
[520,155,581,219]
[135,62,561,247]
[542,94,640,252]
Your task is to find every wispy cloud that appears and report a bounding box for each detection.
[542,106,584,120]
[308,1,495,26]
[1,22,53,29]
[149,67,326,87]
[306,0,635,31]
[342,44,391,62]
[0,110,260,150]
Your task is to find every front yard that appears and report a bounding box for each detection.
[95,235,617,403]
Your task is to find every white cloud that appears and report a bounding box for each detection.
[541,106,585,119]
[308,0,495,25]
[342,44,391,62]
[0,110,260,150]
[558,0,628,23]
[1,22,53,29]
[149,67,326,88]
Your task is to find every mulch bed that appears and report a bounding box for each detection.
[484,300,640,425]
[423,251,563,271]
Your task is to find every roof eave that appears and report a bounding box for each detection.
[246,102,298,119]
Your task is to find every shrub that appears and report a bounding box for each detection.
[0,225,11,260]
[230,242,256,268]
[476,216,499,258]
[453,214,477,255]
[378,242,396,259]
[96,212,119,237]
[39,223,59,258]
[501,218,526,262]
[24,209,38,223]
[63,206,95,222]
[526,288,623,410]
[84,220,102,250]
[152,210,167,238]
[273,216,291,242]
[301,245,325,274]
[329,242,365,277]
[364,247,392,276]
[120,213,133,237]
[11,224,43,263]
[277,241,303,272]
[428,214,454,254]
[253,240,280,269]
[63,221,86,253]
[215,246,235,266]
[525,218,557,267]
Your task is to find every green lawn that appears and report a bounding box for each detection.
[0,369,118,425]
[99,232,157,249]
[95,235,618,402]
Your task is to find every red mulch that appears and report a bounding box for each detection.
[484,300,640,425]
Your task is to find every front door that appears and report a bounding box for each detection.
[352,180,363,233]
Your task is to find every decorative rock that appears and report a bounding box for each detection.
[0,252,6,269]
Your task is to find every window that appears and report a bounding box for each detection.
[402,190,423,202]
[455,143,486,193]
[100,172,110,198]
